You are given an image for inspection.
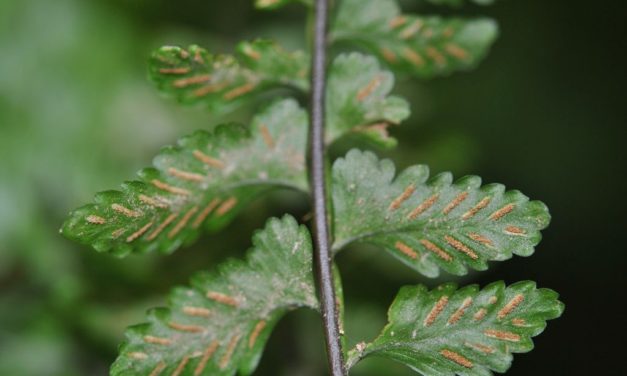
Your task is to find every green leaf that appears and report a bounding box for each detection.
[153,44,410,148]
[331,0,498,78]
[254,0,311,9]
[61,99,308,257]
[149,40,308,113]
[332,150,550,277]
[111,215,318,376]
[347,281,564,375]
[326,53,410,148]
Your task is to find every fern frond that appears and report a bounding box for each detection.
[332,0,498,78]
[327,53,410,148]
[111,215,318,375]
[332,150,550,277]
[347,281,564,375]
[150,40,308,113]
[61,99,307,256]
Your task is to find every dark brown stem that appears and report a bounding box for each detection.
[308,0,346,375]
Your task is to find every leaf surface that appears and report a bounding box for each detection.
[331,0,498,78]
[111,215,318,376]
[326,53,410,148]
[347,281,564,375]
[150,40,308,113]
[150,44,408,147]
[61,99,307,256]
[332,150,550,277]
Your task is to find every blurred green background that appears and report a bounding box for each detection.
[1,0,624,375]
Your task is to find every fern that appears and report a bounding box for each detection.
[62,99,308,256]
[61,0,564,375]
[346,281,564,374]
[149,41,308,113]
[332,0,498,78]
[111,216,317,375]
[327,53,410,148]
[332,150,550,277]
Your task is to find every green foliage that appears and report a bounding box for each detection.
[61,99,308,257]
[55,0,564,374]
[346,281,564,375]
[150,41,308,113]
[332,150,550,277]
[326,53,410,148]
[332,0,498,78]
[111,215,318,376]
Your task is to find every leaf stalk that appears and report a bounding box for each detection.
[308,0,346,375]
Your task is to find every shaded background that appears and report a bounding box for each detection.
[1,0,625,374]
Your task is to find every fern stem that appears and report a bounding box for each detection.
[309,0,346,375]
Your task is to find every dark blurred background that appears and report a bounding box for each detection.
[1,0,625,375]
